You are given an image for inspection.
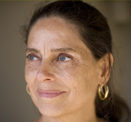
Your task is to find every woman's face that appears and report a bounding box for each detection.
[25,16,102,117]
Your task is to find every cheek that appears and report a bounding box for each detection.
[55,61,79,81]
[25,62,39,84]
[57,62,98,110]
[78,64,98,91]
[60,62,98,96]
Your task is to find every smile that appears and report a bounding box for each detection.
[37,89,66,98]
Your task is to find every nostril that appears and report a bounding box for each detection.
[43,76,55,82]
[46,78,52,81]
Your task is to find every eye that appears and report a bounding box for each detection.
[57,53,72,62]
[26,54,39,61]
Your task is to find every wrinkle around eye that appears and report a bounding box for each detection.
[57,53,73,62]
[26,53,41,62]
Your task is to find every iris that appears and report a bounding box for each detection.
[59,54,71,62]
[30,55,35,60]
[60,56,66,61]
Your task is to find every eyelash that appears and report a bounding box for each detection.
[26,53,72,62]
[57,53,72,62]
[26,54,40,61]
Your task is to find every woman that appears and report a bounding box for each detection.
[24,1,130,122]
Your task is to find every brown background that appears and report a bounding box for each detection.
[0,1,131,122]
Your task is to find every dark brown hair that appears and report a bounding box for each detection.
[24,1,130,122]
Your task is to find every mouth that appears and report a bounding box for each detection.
[37,89,66,98]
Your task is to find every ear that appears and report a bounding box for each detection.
[97,53,114,85]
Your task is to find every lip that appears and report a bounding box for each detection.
[37,89,66,98]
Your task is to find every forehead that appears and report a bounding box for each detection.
[27,16,90,54]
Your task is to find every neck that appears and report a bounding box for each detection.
[36,103,103,122]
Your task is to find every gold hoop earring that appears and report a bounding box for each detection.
[98,84,109,101]
[26,85,31,95]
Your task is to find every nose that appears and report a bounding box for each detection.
[36,64,55,83]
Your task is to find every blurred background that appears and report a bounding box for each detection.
[0,1,131,122]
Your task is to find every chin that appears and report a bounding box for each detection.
[32,91,72,117]
[37,104,68,117]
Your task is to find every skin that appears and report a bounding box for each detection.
[25,16,113,122]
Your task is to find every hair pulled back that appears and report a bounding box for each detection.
[24,1,130,122]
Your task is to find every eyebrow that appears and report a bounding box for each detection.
[26,47,77,53]
[51,48,76,52]
[26,48,39,53]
